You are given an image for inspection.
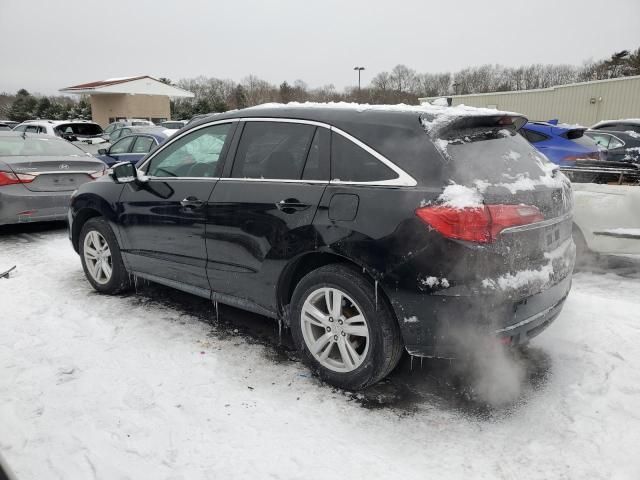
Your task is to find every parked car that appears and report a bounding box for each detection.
[591,118,640,135]
[0,123,13,131]
[584,130,640,162]
[69,104,575,390]
[103,119,156,140]
[13,120,106,145]
[520,120,603,166]
[95,130,169,166]
[0,120,19,130]
[160,120,188,130]
[561,160,640,257]
[0,132,106,225]
[107,124,159,143]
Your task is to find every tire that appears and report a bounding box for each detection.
[79,217,131,294]
[290,264,403,390]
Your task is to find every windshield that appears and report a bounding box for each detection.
[54,123,103,136]
[0,136,86,156]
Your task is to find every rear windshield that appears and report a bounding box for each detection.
[442,127,554,186]
[54,123,103,136]
[0,136,86,156]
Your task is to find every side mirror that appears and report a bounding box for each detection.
[110,162,137,184]
[97,148,107,155]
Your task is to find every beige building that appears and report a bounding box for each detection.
[420,75,640,126]
[60,76,194,127]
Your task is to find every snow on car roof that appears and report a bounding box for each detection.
[246,102,524,136]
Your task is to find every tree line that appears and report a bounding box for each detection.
[2,46,638,123]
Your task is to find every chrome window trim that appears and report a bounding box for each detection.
[137,116,417,187]
[237,117,417,187]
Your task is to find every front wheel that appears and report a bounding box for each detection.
[79,217,131,294]
[290,264,403,390]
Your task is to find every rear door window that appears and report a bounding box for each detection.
[231,121,316,180]
[330,132,396,182]
[522,129,548,143]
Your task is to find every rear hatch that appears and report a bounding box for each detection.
[4,155,105,192]
[420,117,574,298]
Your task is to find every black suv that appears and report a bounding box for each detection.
[69,104,575,390]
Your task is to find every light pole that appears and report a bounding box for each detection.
[353,66,365,94]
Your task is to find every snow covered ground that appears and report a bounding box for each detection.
[1,224,640,480]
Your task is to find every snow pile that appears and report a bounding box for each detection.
[418,276,450,290]
[437,183,483,208]
[2,230,640,479]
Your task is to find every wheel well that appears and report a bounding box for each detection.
[72,208,102,252]
[277,252,394,323]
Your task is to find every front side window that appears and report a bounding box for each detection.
[331,132,397,182]
[231,122,316,180]
[608,137,625,149]
[132,136,155,153]
[110,136,135,154]
[146,123,231,178]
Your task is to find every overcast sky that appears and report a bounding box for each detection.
[1,0,639,95]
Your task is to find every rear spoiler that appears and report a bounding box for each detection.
[425,114,528,138]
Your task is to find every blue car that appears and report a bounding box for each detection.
[96,129,171,167]
[520,120,603,166]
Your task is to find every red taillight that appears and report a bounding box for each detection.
[0,171,36,186]
[416,204,544,243]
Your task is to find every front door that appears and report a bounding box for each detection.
[116,122,236,295]
[206,120,330,312]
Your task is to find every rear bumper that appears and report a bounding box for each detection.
[392,273,573,358]
[0,185,73,225]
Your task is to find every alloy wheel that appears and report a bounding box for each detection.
[83,230,113,285]
[300,287,370,373]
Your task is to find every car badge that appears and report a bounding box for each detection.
[59,164,69,169]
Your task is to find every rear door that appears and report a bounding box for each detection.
[117,122,236,295]
[206,119,330,311]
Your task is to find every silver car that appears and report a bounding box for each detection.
[0,132,106,225]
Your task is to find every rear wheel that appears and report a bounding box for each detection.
[79,217,131,294]
[290,264,403,390]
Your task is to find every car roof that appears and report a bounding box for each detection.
[592,119,640,128]
[188,102,526,137]
[0,131,64,139]
[116,128,169,141]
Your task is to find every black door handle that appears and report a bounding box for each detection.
[180,196,204,208]
[275,198,309,213]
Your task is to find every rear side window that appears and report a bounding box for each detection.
[331,132,396,182]
[521,129,548,143]
[231,122,316,180]
[586,133,611,148]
